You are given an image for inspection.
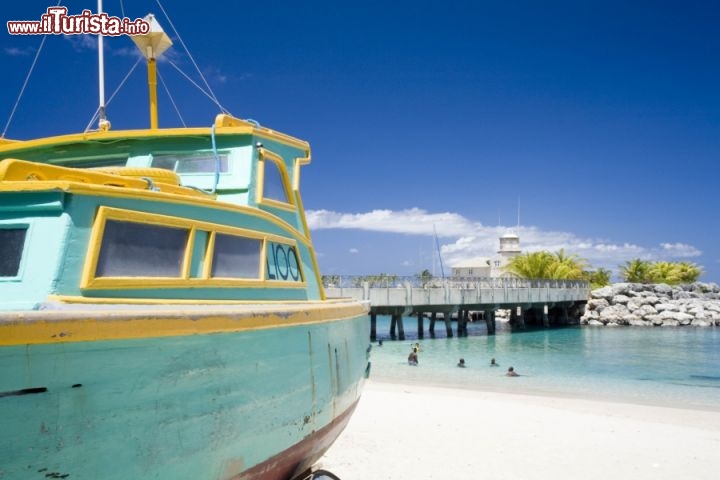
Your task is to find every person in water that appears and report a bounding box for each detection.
[457,358,466,368]
[408,350,418,366]
[506,366,519,377]
[490,358,499,367]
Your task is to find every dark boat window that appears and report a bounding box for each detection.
[96,220,188,277]
[152,154,228,173]
[262,159,289,203]
[211,234,261,278]
[0,228,26,277]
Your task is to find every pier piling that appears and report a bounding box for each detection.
[486,309,496,335]
[444,311,453,338]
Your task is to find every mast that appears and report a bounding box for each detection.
[131,14,173,129]
[433,224,445,279]
[97,0,110,131]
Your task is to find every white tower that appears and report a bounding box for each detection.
[491,233,522,277]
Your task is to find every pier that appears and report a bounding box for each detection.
[324,277,589,340]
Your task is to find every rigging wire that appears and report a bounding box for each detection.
[84,55,143,132]
[154,0,230,116]
[1,0,65,138]
[166,59,230,113]
[157,69,186,127]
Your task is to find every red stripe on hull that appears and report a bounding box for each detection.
[230,399,360,480]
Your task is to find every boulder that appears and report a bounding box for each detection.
[637,305,658,319]
[626,299,643,311]
[591,286,614,300]
[655,303,679,312]
[587,298,610,311]
[611,283,633,296]
[612,294,631,305]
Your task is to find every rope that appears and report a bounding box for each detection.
[154,0,229,115]
[157,69,186,127]
[84,55,143,133]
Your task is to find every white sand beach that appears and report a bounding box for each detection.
[320,380,720,480]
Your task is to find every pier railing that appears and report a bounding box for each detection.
[323,276,589,311]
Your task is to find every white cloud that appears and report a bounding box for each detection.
[63,34,97,52]
[349,248,359,254]
[306,208,476,237]
[307,208,703,272]
[4,46,35,56]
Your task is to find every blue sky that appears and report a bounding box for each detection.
[2,1,719,281]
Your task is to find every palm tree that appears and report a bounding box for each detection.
[505,250,587,280]
[416,269,433,286]
[505,251,555,279]
[619,258,651,283]
[583,268,611,288]
[675,262,702,283]
[549,249,587,279]
[648,261,682,285]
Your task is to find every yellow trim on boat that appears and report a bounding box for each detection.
[256,147,297,210]
[0,181,311,247]
[0,114,310,156]
[81,206,306,290]
[0,158,207,197]
[295,191,327,300]
[0,301,368,346]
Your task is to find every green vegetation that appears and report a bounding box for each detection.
[619,259,702,285]
[352,273,399,287]
[582,268,612,289]
[321,274,341,286]
[504,250,609,288]
[416,269,434,286]
[504,249,587,281]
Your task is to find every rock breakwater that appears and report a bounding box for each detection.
[581,282,720,327]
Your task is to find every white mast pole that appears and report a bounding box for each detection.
[97,0,109,130]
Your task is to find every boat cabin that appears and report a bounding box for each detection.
[0,115,325,310]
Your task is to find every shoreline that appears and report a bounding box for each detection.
[367,373,720,413]
[319,379,720,479]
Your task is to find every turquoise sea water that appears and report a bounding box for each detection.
[368,316,720,410]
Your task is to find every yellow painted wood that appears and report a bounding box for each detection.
[0,301,368,345]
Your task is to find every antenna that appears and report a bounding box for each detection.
[517,197,520,234]
[433,224,446,279]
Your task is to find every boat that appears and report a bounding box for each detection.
[0,8,370,480]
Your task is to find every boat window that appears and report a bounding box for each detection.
[151,154,229,174]
[0,228,26,277]
[211,233,262,278]
[96,220,188,277]
[262,157,290,203]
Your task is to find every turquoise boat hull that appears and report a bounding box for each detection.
[0,306,370,480]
